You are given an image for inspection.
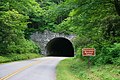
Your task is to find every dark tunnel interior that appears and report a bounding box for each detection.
[46,37,74,57]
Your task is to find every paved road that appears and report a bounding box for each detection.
[0,57,67,80]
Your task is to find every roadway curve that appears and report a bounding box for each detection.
[0,57,67,80]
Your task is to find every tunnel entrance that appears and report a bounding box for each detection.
[46,37,74,57]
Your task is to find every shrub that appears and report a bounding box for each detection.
[92,43,120,65]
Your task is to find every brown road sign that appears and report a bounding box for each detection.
[82,48,95,56]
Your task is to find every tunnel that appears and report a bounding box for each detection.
[46,37,74,57]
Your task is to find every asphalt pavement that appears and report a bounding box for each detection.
[0,57,67,80]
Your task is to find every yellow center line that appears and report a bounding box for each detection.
[0,61,40,80]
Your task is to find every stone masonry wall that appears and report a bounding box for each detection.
[30,30,75,55]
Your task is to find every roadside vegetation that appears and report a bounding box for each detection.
[57,58,120,80]
[0,53,41,63]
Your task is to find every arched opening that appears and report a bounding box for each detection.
[46,37,74,57]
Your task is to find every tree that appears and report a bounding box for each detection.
[0,10,28,54]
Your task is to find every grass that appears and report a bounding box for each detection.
[56,58,80,80]
[0,53,42,63]
[56,58,120,80]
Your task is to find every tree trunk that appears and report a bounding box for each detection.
[114,0,120,16]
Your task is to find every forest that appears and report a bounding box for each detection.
[0,0,120,79]
[0,0,120,64]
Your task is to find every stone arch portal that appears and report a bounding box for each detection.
[46,37,74,57]
[30,30,75,56]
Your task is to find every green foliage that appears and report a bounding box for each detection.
[74,41,120,65]
[7,39,40,54]
[0,0,45,38]
[58,0,120,65]
[0,1,41,58]
[0,56,10,63]
[41,0,76,32]
[101,15,120,43]
[57,58,120,80]
[0,10,29,54]
[0,53,41,63]
[106,43,120,65]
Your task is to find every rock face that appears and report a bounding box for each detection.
[30,30,75,55]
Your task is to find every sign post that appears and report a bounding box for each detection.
[82,48,96,68]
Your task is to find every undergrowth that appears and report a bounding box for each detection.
[0,53,42,63]
[57,58,120,80]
